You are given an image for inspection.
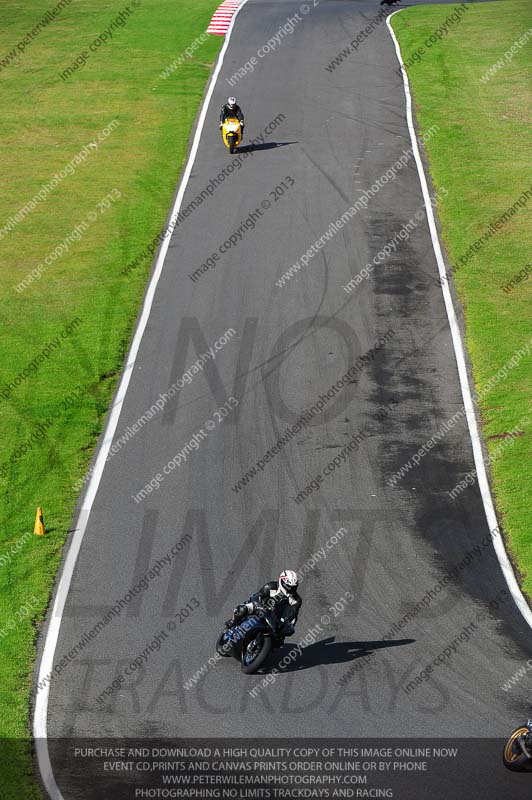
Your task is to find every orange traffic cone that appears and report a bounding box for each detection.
[34,507,45,536]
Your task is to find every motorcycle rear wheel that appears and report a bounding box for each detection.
[503,727,531,771]
[241,634,272,674]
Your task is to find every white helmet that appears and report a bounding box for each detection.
[227,96,237,108]
[279,569,299,596]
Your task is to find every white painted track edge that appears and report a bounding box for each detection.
[386,9,532,631]
[32,2,251,798]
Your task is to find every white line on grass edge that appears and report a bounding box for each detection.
[33,4,250,797]
[387,9,532,630]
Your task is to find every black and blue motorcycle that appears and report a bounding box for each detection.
[216,603,284,674]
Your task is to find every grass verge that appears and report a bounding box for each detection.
[0,1,222,795]
[391,2,532,589]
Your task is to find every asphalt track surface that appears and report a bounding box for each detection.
[37,0,532,796]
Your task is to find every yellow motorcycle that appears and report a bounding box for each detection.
[503,717,532,770]
[221,117,242,154]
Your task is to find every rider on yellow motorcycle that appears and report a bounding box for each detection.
[219,96,245,135]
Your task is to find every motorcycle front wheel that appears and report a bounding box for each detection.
[241,634,272,674]
[216,630,233,658]
[228,135,236,154]
[503,727,531,771]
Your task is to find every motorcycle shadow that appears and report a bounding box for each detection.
[239,141,299,154]
[271,636,415,672]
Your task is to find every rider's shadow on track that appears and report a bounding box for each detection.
[271,636,415,672]
[239,141,299,154]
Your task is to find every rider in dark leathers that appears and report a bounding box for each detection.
[229,570,301,645]
[219,97,245,134]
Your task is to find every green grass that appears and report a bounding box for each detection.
[392,2,532,588]
[0,1,222,795]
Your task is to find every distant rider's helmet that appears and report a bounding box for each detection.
[279,569,299,596]
[227,96,237,109]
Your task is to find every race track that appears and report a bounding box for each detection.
[35,0,532,796]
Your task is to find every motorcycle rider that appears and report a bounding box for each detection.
[219,96,245,135]
[229,570,301,644]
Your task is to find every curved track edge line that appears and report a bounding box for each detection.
[386,8,532,631]
[32,3,250,797]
